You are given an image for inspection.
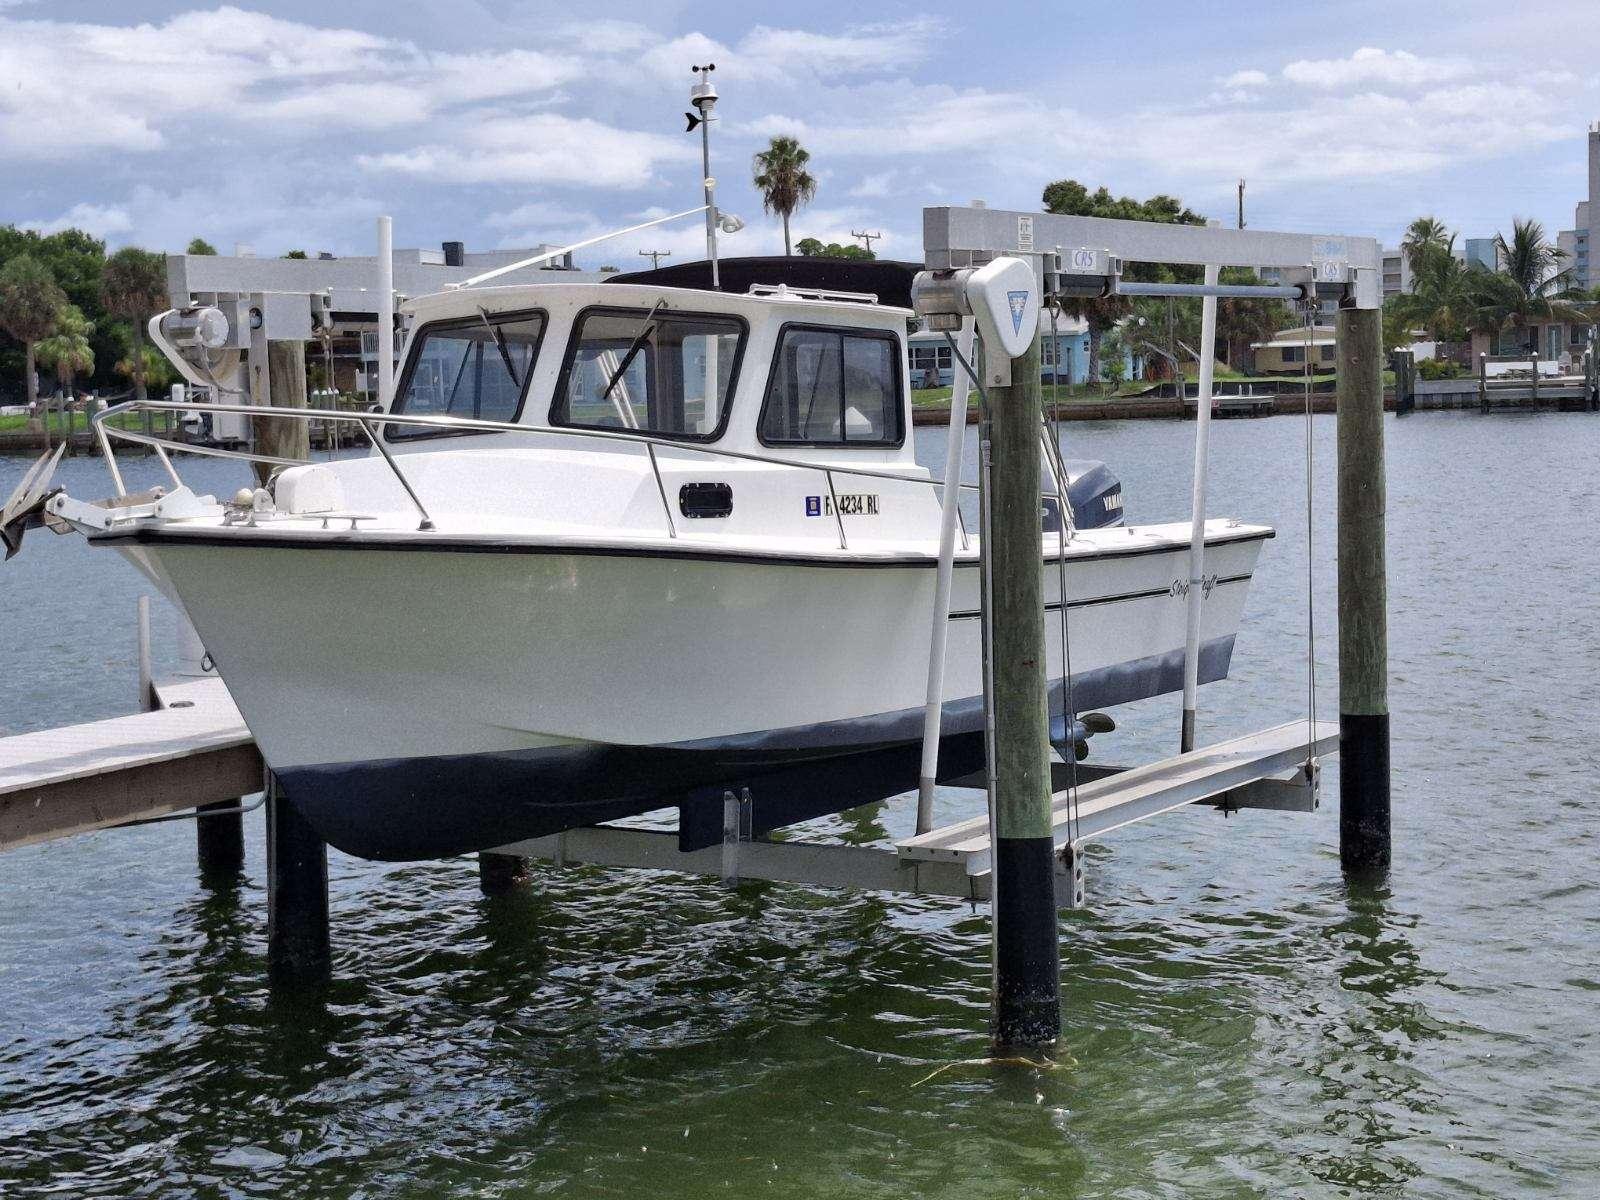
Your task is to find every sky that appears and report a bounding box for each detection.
[2,0,1597,267]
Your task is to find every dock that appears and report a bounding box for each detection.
[0,677,259,852]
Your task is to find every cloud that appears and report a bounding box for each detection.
[22,202,133,239]
[1281,47,1470,89]
[0,5,583,158]
[359,114,692,188]
[1219,69,1270,89]
[849,172,897,199]
[636,18,944,86]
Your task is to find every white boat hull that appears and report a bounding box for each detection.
[101,524,1266,859]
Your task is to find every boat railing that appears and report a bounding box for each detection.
[88,397,1079,552]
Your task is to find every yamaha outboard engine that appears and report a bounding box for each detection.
[1042,459,1124,532]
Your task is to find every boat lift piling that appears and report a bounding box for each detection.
[984,326,1063,1049]
[1335,305,1390,874]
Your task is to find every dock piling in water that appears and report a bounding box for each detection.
[265,773,331,987]
[1335,305,1391,875]
[478,851,532,895]
[985,330,1061,1051]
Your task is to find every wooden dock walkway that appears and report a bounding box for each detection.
[0,678,259,851]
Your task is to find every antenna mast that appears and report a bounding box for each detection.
[688,64,720,289]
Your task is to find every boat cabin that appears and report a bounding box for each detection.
[386,281,919,471]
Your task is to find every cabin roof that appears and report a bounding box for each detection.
[402,279,910,328]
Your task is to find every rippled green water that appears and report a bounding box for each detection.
[2,413,1597,1197]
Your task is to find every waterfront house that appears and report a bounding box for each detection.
[1251,324,1337,374]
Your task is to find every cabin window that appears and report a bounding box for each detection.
[552,307,745,440]
[387,311,545,438]
[759,325,903,446]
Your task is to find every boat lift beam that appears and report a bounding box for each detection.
[921,205,1383,310]
[490,721,1334,910]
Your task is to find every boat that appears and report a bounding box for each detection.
[14,262,1271,861]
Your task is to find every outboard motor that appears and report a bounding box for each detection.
[1042,459,1124,532]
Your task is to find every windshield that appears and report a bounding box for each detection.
[389,311,544,437]
[552,307,743,440]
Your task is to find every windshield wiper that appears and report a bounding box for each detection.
[478,307,522,389]
[602,300,667,402]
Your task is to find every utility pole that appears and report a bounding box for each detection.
[851,229,883,255]
[1237,179,1246,230]
[638,249,671,270]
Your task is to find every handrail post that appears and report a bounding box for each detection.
[359,419,435,531]
[823,468,847,550]
[646,442,677,538]
[92,409,128,497]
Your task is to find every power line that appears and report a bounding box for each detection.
[638,249,671,269]
[850,229,883,254]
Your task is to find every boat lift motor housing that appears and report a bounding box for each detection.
[910,256,1040,386]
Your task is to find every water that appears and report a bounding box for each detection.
[2,413,1598,1197]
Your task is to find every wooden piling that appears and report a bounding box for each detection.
[478,851,532,895]
[196,801,246,878]
[265,773,330,986]
[985,332,1061,1050]
[249,337,311,487]
[1335,306,1391,875]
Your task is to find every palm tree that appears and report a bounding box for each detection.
[1215,267,1283,367]
[1401,249,1475,341]
[1401,216,1452,277]
[36,303,94,441]
[1489,218,1587,350]
[100,247,168,405]
[752,136,817,257]
[0,254,67,430]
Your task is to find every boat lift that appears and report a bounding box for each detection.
[492,208,1380,913]
[1,202,1389,1048]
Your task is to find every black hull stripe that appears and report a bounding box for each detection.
[93,526,1273,570]
[947,572,1254,619]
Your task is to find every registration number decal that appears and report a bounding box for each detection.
[806,493,879,517]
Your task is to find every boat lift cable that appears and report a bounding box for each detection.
[1301,303,1320,765]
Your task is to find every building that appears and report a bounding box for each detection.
[1251,324,1337,374]
[1463,237,1499,273]
[1380,247,1412,298]
[1556,124,1600,291]
[907,311,1137,389]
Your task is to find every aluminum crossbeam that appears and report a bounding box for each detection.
[897,721,1338,876]
[922,207,1382,309]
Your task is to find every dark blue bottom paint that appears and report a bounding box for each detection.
[279,636,1236,862]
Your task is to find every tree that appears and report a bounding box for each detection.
[37,303,94,397]
[116,342,174,394]
[1400,216,1452,278]
[1214,267,1284,368]
[1099,326,1128,390]
[1482,218,1588,349]
[282,249,308,259]
[100,246,168,404]
[1042,178,1205,381]
[186,237,218,255]
[1400,243,1475,341]
[752,136,817,256]
[795,237,873,260]
[0,254,66,415]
